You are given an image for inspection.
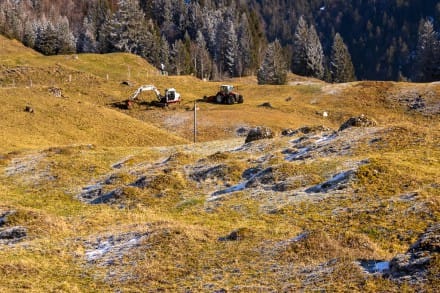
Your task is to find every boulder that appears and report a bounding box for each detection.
[281,125,331,136]
[386,223,440,283]
[24,105,34,113]
[48,87,63,98]
[0,226,27,240]
[236,126,250,137]
[245,126,274,143]
[218,227,253,241]
[0,210,15,227]
[338,114,377,131]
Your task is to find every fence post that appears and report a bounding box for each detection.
[194,101,197,143]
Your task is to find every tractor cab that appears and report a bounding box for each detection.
[220,85,234,95]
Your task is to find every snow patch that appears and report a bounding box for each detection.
[285,147,310,161]
[209,182,246,198]
[85,234,147,264]
[209,167,272,198]
[374,261,390,272]
[305,170,354,193]
[357,260,390,274]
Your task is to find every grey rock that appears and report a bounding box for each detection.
[245,127,274,143]
[386,223,440,283]
[0,226,27,240]
[90,188,124,204]
[0,210,15,227]
[339,115,377,131]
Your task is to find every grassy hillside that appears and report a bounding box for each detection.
[0,36,439,292]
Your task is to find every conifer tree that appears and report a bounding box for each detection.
[22,21,36,48]
[55,17,76,54]
[237,13,253,76]
[171,39,191,75]
[257,39,287,85]
[100,0,148,54]
[222,19,238,77]
[414,19,439,82]
[292,16,308,76]
[305,25,324,79]
[77,16,98,53]
[292,17,324,79]
[194,30,211,79]
[27,16,75,55]
[34,21,59,55]
[330,33,356,83]
[158,35,170,72]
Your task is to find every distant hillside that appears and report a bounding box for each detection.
[0,36,187,151]
[1,0,439,81]
[0,25,439,293]
[253,0,440,80]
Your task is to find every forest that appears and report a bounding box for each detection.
[0,0,439,82]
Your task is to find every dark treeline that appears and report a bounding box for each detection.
[1,0,439,82]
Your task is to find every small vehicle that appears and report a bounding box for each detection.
[204,85,243,104]
[126,85,181,108]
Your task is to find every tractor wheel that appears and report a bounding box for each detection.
[237,95,244,104]
[216,94,223,104]
[226,95,234,105]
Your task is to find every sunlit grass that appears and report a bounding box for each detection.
[0,35,439,292]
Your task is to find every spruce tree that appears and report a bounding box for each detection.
[158,35,170,72]
[194,30,211,79]
[330,33,356,83]
[222,19,238,77]
[292,16,308,76]
[100,0,148,54]
[55,17,76,54]
[414,19,439,82]
[171,39,191,75]
[292,17,324,80]
[305,25,324,79]
[34,21,59,55]
[257,39,287,85]
[237,13,253,77]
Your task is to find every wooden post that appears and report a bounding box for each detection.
[194,101,197,143]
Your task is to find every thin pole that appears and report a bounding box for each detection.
[194,101,197,143]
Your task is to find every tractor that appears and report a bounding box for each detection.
[204,85,243,104]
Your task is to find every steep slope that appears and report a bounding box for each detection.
[0,86,187,151]
[0,37,188,151]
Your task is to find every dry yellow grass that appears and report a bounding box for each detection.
[0,36,439,292]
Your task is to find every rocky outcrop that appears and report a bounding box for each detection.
[305,170,355,193]
[0,210,27,244]
[357,223,439,285]
[282,125,331,136]
[245,127,274,143]
[338,115,377,131]
[78,184,124,205]
[0,210,15,227]
[386,223,440,284]
[0,226,27,240]
[218,228,253,241]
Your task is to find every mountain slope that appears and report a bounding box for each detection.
[0,36,188,151]
[0,36,439,292]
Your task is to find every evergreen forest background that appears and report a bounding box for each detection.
[1,0,439,83]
